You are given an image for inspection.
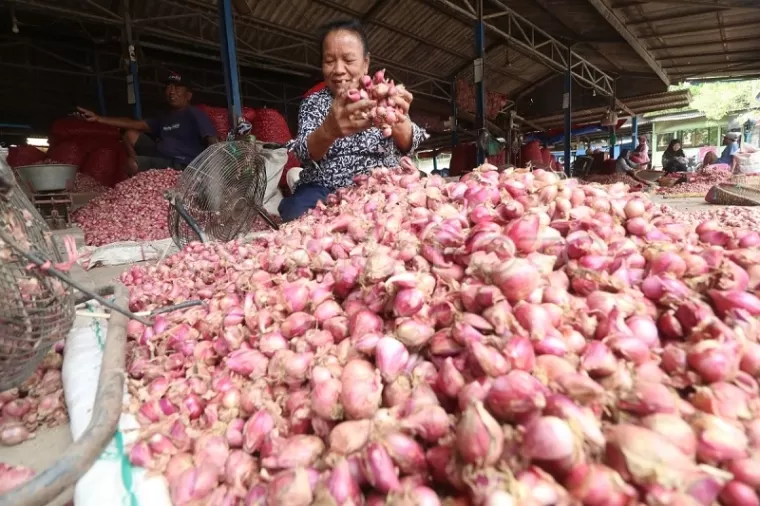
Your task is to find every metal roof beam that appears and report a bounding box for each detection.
[627,7,726,26]
[649,35,760,50]
[611,0,760,8]
[586,0,670,86]
[428,0,616,98]
[361,0,391,22]
[663,57,760,71]
[6,0,453,102]
[312,0,528,84]
[646,20,760,38]
[660,48,760,62]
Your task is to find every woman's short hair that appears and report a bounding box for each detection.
[317,19,370,58]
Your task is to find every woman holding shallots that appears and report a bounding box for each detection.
[279,19,428,223]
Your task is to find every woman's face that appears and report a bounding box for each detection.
[322,29,369,95]
[672,142,681,151]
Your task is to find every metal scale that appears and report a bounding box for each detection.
[31,190,73,230]
[14,163,78,230]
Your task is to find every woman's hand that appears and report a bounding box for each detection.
[323,92,375,139]
[390,87,414,116]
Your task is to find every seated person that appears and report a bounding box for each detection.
[617,149,655,186]
[615,149,640,175]
[702,150,718,167]
[630,135,650,167]
[661,139,688,173]
[716,132,740,171]
[77,73,218,175]
[278,19,427,223]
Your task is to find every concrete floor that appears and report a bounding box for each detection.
[0,196,728,504]
[0,252,138,505]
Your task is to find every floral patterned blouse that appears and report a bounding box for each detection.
[290,88,428,191]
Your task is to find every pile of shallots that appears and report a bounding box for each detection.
[656,164,733,196]
[0,463,36,494]
[0,345,67,447]
[72,169,180,246]
[74,172,108,194]
[581,173,643,189]
[347,69,405,137]
[664,205,760,230]
[121,161,760,506]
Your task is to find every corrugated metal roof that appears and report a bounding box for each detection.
[3,0,760,120]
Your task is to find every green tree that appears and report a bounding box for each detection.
[679,80,760,120]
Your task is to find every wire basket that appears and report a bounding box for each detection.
[0,167,75,391]
[705,184,760,206]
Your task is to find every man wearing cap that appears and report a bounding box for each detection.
[717,132,740,171]
[77,73,218,175]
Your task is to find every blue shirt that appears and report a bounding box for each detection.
[146,106,217,165]
[717,142,739,165]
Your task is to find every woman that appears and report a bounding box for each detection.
[630,135,650,167]
[661,139,688,173]
[279,19,427,222]
[615,149,640,175]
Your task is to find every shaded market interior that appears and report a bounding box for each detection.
[1,0,759,155]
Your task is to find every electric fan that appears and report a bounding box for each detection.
[166,137,280,249]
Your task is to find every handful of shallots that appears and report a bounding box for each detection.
[347,69,405,137]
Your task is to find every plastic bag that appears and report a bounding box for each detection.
[736,146,760,175]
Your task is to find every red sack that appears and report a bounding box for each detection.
[47,141,86,167]
[50,117,120,144]
[196,104,230,140]
[304,82,327,97]
[242,106,257,124]
[7,146,46,168]
[252,108,292,144]
[540,147,552,165]
[81,143,123,187]
[520,141,543,166]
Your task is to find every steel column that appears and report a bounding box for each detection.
[123,0,142,119]
[563,46,572,176]
[632,115,639,149]
[433,153,439,172]
[450,81,458,149]
[218,0,243,129]
[93,49,107,116]
[474,0,486,166]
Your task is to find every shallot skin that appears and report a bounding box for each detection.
[116,160,760,506]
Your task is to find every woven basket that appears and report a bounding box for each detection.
[635,169,666,183]
[705,184,760,206]
[730,174,760,188]
[659,192,705,199]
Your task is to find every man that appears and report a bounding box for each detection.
[717,132,740,172]
[77,73,218,175]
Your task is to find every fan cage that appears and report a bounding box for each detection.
[0,167,75,391]
[168,141,269,249]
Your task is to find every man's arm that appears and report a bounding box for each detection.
[77,106,150,132]
[98,117,151,132]
[191,107,220,147]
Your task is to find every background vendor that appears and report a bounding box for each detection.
[279,19,427,223]
[77,73,218,175]
[717,132,740,171]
